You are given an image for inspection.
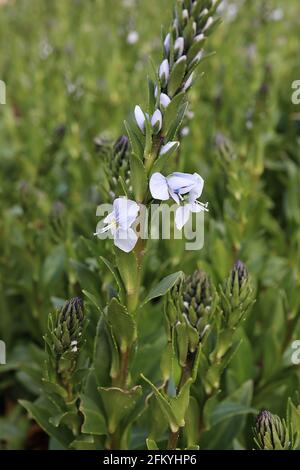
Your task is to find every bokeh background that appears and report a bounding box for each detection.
[0,0,300,449]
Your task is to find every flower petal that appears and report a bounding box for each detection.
[175,205,192,230]
[113,197,139,229]
[167,172,198,194]
[114,228,138,253]
[188,173,204,203]
[149,173,169,200]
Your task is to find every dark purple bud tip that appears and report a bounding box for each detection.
[256,409,272,427]
[231,260,248,289]
[71,297,84,310]
[113,135,129,156]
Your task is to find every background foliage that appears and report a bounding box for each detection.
[0,0,300,450]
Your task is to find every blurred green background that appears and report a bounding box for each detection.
[0,0,300,449]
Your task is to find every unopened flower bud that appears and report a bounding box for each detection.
[164,33,171,55]
[52,297,84,356]
[134,105,146,133]
[151,109,163,134]
[254,410,294,450]
[159,59,170,88]
[160,93,171,109]
[231,260,248,292]
[174,37,184,59]
[221,261,255,328]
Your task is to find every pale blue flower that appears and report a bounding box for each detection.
[149,172,208,229]
[95,198,139,252]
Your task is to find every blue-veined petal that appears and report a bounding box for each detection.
[149,173,169,200]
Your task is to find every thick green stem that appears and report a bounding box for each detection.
[167,429,180,450]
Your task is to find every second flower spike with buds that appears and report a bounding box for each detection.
[44,297,85,391]
[165,270,217,368]
[220,260,255,329]
[254,410,297,450]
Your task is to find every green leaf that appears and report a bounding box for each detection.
[168,56,187,97]
[162,92,186,136]
[83,290,103,313]
[130,153,148,202]
[93,318,111,387]
[70,435,97,450]
[141,375,193,433]
[114,248,138,297]
[185,397,201,447]
[80,394,107,436]
[141,375,179,433]
[142,271,184,306]
[166,102,189,141]
[99,386,142,434]
[20,399,73,448]
[106,298,137,353]
[200,381,254,449]
[146,438,159,450]
[124,119,144,160]
[99,256,125,300]
[42,245,65,288]
[210,402,257,427]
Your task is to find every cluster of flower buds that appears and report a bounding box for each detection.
[110,135,131,195]
[220,260,255,329]
[160,0,221,94]
[131,0,221,172]
[45,297,85,379]
[165,270,217,367]
[254,410,297,450]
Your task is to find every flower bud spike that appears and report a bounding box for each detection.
[254,410,296,450]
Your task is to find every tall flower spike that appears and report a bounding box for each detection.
[109,135,131,196]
